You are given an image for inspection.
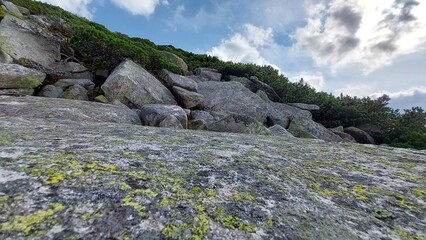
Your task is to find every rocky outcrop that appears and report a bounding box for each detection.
[269,125,294,138]
[206,113,271,135]
[139,104,187,129]
[159,115,184,129]
[159,51,188,72]
[159,69,197,91]
[0,96,141,125]
[345,127,375,144]
[0,116,424,240]
[288,103,320,111]
[190,110,216,122]
[48,61,94,81]
[101,59,177,108]
[330,126,356,142]
[0,63,45,89]
[1,1,23,17]
[172,86,204,109]
[266,102,311,128]
[231,76,280,102]
[0,14,60,67]
[54,78,95,92]
[194,67,222,82]
[38,85,63,98]
[197,81,267,123]
[61,84,89,101]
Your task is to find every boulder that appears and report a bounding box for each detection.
[159,115,184,130]
[172,86,204,109]
[0,88,33,96]
[330,127,356,142]
[54,79,95,92]
[0,15,60,67]
[48,61,94,80]
[269,125,294,138]
[358,124,383,142]
[102,59,177,108]
[256,90,271,102]
[94,95,109,104]
[0,63,45,89]
[159,69,197,91]
[140,104,187,129]
[288,103,320,111]
[295,119,342,142]
[0,49,13,64]
[266,102,311,128]
[0,96,141,125]
[16,5,30,15]
[61,84,89,101]
[206,113,271,135]
[197,81,267,123]
[248,76,280,102]
[38,85,63,98]
[345,127,375,144]
[95,69,109,78]
[28,15,72,38]
[188,119,208,130]
[1,1,23,17]
[194,68,222,81]
[159,51,188,72]
[190,110,215,122]
[287,121,316,139]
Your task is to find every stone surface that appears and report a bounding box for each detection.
[0,96,141,125]
[330,127,357,142]
[269,125,294,138]
[54,78,95,92]
[159,51,188,72]
[188,119,208,130]
[172,86,204,109]
[38,85,63,98]
[0,49,13,64]
[190,110,215,122]
[140,104,187,129]
[2,1,23,17]
[256,90,271,102]
[0,88,33,96]
[288,103,320,111]
[159,69,197,91]
[102,59,177,108]
[28,15,72,38]
[206,113,271,135]
[61,84,89,101]
[94,95,109,104]
[345,127,376,144]
[159,115,184,130]
[0,116,425,240]
[48,61,94,80]
[0,15,60,67]
[0,63,46,89]
[197,81,268,123]
[249,76,280,102]
[266,102,311,129]
[194,68,222,81]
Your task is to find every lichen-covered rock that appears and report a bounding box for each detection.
[159,69,197,91]
[172,86,204,109]
[1,1,23,17]
[345,127,375,144]
[0,88,33,96]
[269,125,294,138]
[206,113,271,135]
[140,104,187,129]
[28,15,72,38]
[159,51,188,72]
[190,110,216,122]
[0,96,141,125]
[48,61,94,80]
[0,63,45,89]
[330,127,356,142]
[194,68,222,81]
[159,115,184,130]
[61,84,88,101]
[197,81,268,123]
[288,103,320,111]
[101,59,177,108]
[0,15,60,67]
[266,102,311,129]
[54,78,95,92]
[0,116,424,240]
[38,85,63,98]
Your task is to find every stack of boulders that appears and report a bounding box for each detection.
[0,0,376,144]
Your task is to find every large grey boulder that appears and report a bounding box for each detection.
[345,127,375,144]
[159,69,197,91]
[269,125,294,138]
[28,15,73,38]
[38,85,63,98]
[172,86,204,109]
[289,103,320,111]
[197,81,268,123]
[102,59,177,108]
[0,15,60,67]
[194,68,222,81]
[140,104,187,129]
[159,51,188,72]
[231,76,280,102]
[0,96,141,125]
[159,115,184,130]
[61,84,89,101]
[0,63,45,89]
[267,102,341,142]
[0,88,33,96]
[0,116,424,240]
[54,78,95,92]
[330,126,356,142]
[190,110,215,122]
[48,62,94,80]
[1,1,23,17]
[206,113,271,135]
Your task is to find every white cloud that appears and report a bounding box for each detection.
[294,0,426,74]
[39,0,94,19]
[370,87,426,110]
[370,86,426,99]
[333,84,376,97]
[290,71,326,91]
[110,0,166,16]
[208,24,280,70]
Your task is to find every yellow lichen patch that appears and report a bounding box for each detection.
[81,212,103,221]
[352,186,369,201]
[411,188,425,199]
[13,196,24,201]
[122,189,158,217]
[122,151,146,161]
[108,180,132,190]
[232,192,256,202]
[0,203,65,235]
[209,207,256,233]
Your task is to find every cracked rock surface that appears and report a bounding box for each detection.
[0,116,425,239]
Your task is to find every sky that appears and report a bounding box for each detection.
[40,0,426,110]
